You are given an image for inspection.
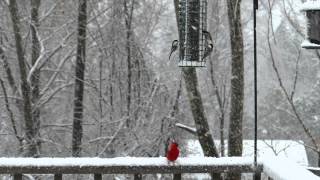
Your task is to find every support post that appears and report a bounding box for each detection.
[54,174,62,180]
[134,173,142,180]
[173,174,182,180]
[13,174,22,180]
[254,173,261,180]
[94,174,102,180]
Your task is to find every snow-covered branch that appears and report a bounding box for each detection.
[34,82,74,110]
[39,48,74,97]
[27,24,45,85]
[40,3,58,22]
[175,123,197,135]
[89,136,113,143]
[98,117,127,157]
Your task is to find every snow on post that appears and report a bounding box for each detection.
[300,0,320,11]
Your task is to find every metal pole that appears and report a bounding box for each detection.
[253,0,261,180]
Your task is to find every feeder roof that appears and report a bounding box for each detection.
[301,40,320,49]
[301,1,320,11]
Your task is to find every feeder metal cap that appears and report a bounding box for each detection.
[301,0,320,11]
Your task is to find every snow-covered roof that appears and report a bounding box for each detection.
[263,157,319,180]
[301,40,320,49]
[185,139,309,166]
[301,1,320,11]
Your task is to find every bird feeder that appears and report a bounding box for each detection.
[178,0,208,67]
[301,0,320,49]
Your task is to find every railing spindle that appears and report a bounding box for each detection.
[134,173,142,180]
[94,174,102,180]
[173,174,181,180]
[254,173,261,180]
[13,174,22,180]
[54,174,62,180]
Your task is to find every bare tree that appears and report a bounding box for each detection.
[226,0,244,179]
[30,0,42,155]
[266,0,320,166]
[0,77,23,151]
[207,0,230,157]
[124,0,135,128]
[8,0,38,157]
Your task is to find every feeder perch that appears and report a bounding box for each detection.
[301,0,320,49]
[178,0,208,67]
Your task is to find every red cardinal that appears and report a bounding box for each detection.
[166,141,180,162]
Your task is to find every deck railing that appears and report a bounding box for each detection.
[0,157,318,180]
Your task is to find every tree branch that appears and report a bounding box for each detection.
[0,77,22,142]
[267,15,319,151]
[175,123,197,135]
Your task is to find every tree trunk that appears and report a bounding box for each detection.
[182,68,221,180]
[8,0,37,157]
[226,0,244,179]
[0,46,18,94]
[209,59,225,157]
[123,0,135,128]
[30,0,41,156]
[182,68,219,158]
[72,0,87,157]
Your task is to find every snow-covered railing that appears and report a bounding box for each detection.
[0,157,319,180]
[262,157,320,180]
[0,157,261,180]
[307,167,320,177]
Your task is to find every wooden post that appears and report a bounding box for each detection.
[94,174,102,180]
[254,172,261,180]
[173,174,181,180]
[13,174,22,180]
[307,167,320,177]
[134,173,142,180]
[0,157,262,175]
[54,174,62,180]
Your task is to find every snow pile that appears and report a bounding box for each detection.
[301,0,320,11]
[263,157,320,180]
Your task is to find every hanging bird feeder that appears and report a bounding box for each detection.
[301,0,320,49]
[178,0,208,67]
